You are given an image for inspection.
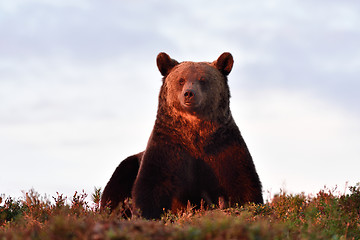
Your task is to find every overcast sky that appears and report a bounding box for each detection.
[1,0,359,200]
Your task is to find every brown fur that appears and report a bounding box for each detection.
[101,52,263,219]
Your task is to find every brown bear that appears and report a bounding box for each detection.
[101,52,263,219]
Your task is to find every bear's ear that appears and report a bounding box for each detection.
[214,52,233,76]
[157,52,179,76]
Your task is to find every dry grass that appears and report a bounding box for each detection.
[1,184,359,239]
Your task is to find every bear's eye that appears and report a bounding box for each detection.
[179,78,185,86]
[199,77,206,85]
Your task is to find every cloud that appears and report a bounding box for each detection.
[0,0,359,197]
[217,1,360,115]
[0,0,90,12]
[0,1,175,63]
[232,87,360,194]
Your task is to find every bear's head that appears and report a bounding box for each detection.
[156,52,234,123]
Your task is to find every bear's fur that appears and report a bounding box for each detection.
[101,52,263,219]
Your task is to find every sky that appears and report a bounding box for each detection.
[1,0,359,201]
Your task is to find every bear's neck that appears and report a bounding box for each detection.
[154,106,233,148]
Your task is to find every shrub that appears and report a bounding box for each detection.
[0,184,359,239]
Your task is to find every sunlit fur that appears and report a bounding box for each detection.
[101,53,263,219]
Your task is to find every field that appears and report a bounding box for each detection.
[1,184,359,240]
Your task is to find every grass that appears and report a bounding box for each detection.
[1,184,359,239]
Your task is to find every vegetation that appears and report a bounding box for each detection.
[1,184,359,239]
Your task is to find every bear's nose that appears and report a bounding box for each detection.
[184,90,195,99]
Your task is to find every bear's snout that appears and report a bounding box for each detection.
[184,89,195,101]
[182,88,200,109]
